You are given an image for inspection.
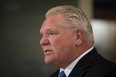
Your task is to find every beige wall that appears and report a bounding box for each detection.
[108,21,116,63]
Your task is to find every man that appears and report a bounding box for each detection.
[40,5,116,77]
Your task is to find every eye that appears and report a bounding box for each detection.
[49,31,56,35]
[47,31,58,36]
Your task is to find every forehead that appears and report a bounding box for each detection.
[44,14,63,26]
[40,14,64,31]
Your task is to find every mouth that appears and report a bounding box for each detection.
[44,50,52,55]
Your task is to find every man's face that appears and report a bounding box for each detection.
[40,14,76,67]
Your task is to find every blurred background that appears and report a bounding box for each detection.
[0,0,116,77]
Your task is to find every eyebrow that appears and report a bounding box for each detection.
[40,28,53,34]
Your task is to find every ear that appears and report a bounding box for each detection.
[75,29,83,46]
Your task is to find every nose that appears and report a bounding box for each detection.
[40,35,49,46]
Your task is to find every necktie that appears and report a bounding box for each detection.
[59,71,66,77]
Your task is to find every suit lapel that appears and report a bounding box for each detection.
[69,48,98,77]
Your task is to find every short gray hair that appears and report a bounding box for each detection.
[45,5,94,44]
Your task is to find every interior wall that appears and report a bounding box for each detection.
[0,0,77,77]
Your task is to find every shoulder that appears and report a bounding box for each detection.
[92,51,116,69]
[74,48,116,77]
[89,56,116,77]
[86,51,116,77]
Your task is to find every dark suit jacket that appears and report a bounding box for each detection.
[49,48,116,77]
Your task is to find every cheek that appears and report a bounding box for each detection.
[50,37,74,54]
[50,37,64,48]
[50,37,65,53]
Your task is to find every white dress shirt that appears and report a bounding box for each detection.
[59,46,94,77]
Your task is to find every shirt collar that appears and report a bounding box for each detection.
[59,46,94,77]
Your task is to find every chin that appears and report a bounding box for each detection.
[45,59,53,64]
